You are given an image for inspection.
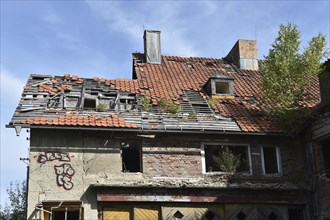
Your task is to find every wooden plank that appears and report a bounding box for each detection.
[134,206,159,220]
[103,206,130,220]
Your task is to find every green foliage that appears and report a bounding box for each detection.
[0,181,26,220]
[212,147,241,173]
[140,95,152,111]
[261,23,328,122]
[96,103,107,112]
[188,112,197,120]
[158,97,180,114]
[207,98,217,107]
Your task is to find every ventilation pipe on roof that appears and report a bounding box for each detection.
[144,30,161,64]
[225,39,258,70]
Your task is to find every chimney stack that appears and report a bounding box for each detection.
[225,39,258,70]
[144,30,161,64]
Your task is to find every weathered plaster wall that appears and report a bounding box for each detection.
[27,129,309,219]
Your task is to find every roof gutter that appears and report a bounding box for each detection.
[6,124,291,137]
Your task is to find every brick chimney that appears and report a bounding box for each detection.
[225,39,258,70]
[144,30,161,64]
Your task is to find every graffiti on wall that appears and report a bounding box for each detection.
[37,151,75,190]
[54,163,75,190]
[37,152,70,164]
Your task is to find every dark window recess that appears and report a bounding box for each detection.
[215,81,230,94]
[322,138,330,177]
[204,210,220,220]
[205,145,249,173]
[122,142,141,172]
[83,98,96,109]
[263,147,279,174]
[288,208,303,220]
[268,212,278,220]
[236,211,246,220]
[52,210,80,220]
[173,210,184,219]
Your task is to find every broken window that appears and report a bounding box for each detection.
[83,98,96,109]
[121,141,142,172]
[203,144,250,173]
[42,202,82,220]
[261,146,281,175]
[52,210,80,220]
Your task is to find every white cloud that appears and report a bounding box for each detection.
[41,10,62,24]
[0,68,25,105]
[86,1,198,57]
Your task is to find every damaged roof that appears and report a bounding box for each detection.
[7,54,320,134]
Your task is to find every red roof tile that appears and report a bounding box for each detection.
[20,114,137,129]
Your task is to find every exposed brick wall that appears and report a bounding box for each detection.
[142,141,202,177]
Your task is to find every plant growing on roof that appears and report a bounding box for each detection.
[96,103,107,112]
[140,95,152,111]
[158,97,180,114]
[207,98,217,108]
[261,22,329,124]
[212,147,241,173]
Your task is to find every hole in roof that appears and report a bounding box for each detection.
[173,210,184,219]
[32,76,45,80]
[236,211,246,220]
[84,98,96,109]
[205,61,216,67]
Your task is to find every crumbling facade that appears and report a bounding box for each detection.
[7,30,326,220]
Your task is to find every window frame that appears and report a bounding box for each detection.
[201,143,252,175]
[121,141,143,173]
[260,146,282,176]
[211,79,234,96]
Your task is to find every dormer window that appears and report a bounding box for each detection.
[204,72,234,97]
[215,81,231,94]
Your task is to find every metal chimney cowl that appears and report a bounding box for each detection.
[144,30,161,64]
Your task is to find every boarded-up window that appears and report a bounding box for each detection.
[103,206,130,220]
[134,206,159,220]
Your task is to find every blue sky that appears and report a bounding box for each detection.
[1,1,329,206]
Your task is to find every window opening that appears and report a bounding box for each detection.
[204,210,220,220]
[215,81,230,94]
[322,138,330,177]
[204,144,250,173]
[288,208,303,220]
[262,146,281,174]
[173,210,184,219]
[83,98,96,109]
[236,211,246,220]
[122,142,142,172]
[268,212,277,220]
[52,210,79,220]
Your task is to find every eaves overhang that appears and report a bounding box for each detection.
[5,123,290,137]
